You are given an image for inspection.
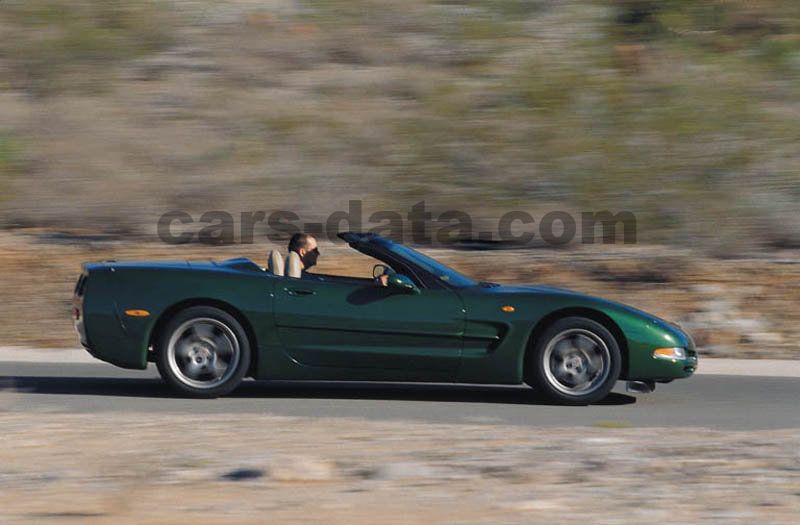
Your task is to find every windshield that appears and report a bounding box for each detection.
[387,244,477,288]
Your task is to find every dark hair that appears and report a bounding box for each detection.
[288,233,314,253]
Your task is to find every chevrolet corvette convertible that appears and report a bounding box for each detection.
[72,232,697,404]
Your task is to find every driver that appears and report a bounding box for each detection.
[288,232,390,286]
[287,233,319,276]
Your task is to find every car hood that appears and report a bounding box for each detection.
[485,283,680,331]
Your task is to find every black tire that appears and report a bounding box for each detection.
[527,317,621,405]
[155,306,251,398]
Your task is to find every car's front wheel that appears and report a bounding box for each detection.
[156,306,251,398]
[528,317,621,405]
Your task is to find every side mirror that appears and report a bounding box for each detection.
[387,273,421,295]
[373,264,395,279]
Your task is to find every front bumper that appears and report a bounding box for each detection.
[652,348,698,379]
[627,344,698,381]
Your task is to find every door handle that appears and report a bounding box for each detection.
[285,287,316,296]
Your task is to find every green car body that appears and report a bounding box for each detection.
[73,233,697,395]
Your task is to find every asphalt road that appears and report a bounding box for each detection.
[1,362,798,430]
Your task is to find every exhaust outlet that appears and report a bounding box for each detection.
[626,380,656,394]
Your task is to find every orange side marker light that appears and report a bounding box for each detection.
[125,309,150,317]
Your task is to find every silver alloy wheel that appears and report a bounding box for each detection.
[166,317,241,390]
[542,328,611,396]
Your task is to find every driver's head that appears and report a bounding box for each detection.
[288,233,319,270]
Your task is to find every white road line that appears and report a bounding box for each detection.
[0,347,798,377]
[0,347,98,364]
[694,358,800,378]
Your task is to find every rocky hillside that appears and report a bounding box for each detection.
[1,0,799,251]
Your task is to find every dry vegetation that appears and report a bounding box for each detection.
[0,0,798,248]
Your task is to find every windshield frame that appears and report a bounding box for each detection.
[384,244,478,288]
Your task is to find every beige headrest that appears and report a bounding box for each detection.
[267,250,284,276]
[286,251,302,278]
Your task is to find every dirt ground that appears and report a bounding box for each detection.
[2,231,799,359]
[0,407,798,524]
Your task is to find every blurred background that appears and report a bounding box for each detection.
[0,0,799,357]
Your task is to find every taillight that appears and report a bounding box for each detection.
[72,307,80,321]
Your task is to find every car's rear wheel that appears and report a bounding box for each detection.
[156,306,250,398]
[528,317,621,405]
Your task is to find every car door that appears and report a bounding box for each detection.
[273,275,465,374]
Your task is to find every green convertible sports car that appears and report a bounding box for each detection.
[72,232,697,404]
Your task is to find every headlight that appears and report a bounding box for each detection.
[653,347,686,361]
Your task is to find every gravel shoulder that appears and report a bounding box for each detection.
[0,411,798,524]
